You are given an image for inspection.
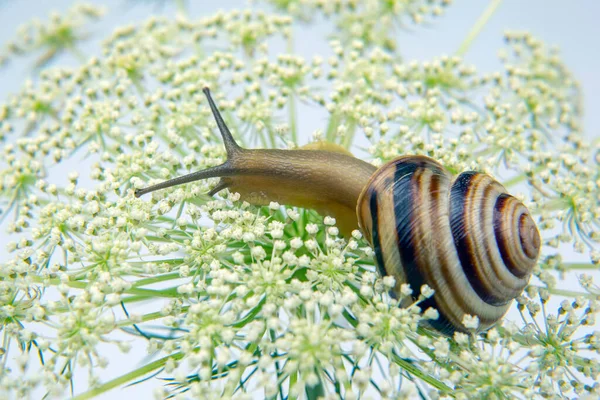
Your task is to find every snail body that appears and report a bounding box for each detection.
[135,88,541,334]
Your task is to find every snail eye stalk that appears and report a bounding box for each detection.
[134,87,242,198]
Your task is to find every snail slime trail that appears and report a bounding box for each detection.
[135,87,541,334]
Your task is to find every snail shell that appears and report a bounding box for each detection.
[357,156,540,333]
[135,87,541,334]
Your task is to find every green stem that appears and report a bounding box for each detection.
[503,165,545,188]
[560,263,598,271]
[391,353,454,395]
[535,198,570,213]
[71,351,186,400]
[502,172,527,187]
[131,78,146,97]
[117,306,190,327]
[539,287,597,300]
[30,276,181,298]
[288,93,298,145]
[68,45,87,63]
[265,122,277,148]
[325,113,341,143]
[115,286,181,298]
[456,0,503,57]
[175,0,187,14]
[341,121,357,150]
[131,272,182,287]
[143,235,185,243]
[289,371,298,395]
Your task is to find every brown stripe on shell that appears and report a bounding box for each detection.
[493,194,538,278]
[409,165,510,329]
[356,155,539,333]
[452,173,529,305]
[357,163,407,304]
[407,166,472,329]
[519,213,540,259]
[452,174,501,304]
[357,187,374,245]
[476,174,528,301]
[375,175,408,301]
[390,157,459,332]
[369,188,390,280]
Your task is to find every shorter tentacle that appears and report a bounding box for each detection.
[134,162,234,198]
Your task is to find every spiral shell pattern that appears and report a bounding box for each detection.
[357,155,540,333]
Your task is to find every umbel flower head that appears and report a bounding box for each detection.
[0,3,105,69]
[0,1,598,399]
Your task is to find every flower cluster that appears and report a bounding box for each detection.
[265,0,452,51]
[0,3,105,68]
[0,2,598,399]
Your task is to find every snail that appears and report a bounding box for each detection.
[135,87,541,334]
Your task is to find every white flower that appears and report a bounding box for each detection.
[420,284,435,298]
[305,223,319,234]
[462,314,480,330]
[323,216,336,225]
[423,307,439,320]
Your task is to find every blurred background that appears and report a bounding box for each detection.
[1,0,599,139]
[0,1,598,398]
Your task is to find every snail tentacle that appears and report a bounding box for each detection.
[202,87,241,157]
[134,161,235,198]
